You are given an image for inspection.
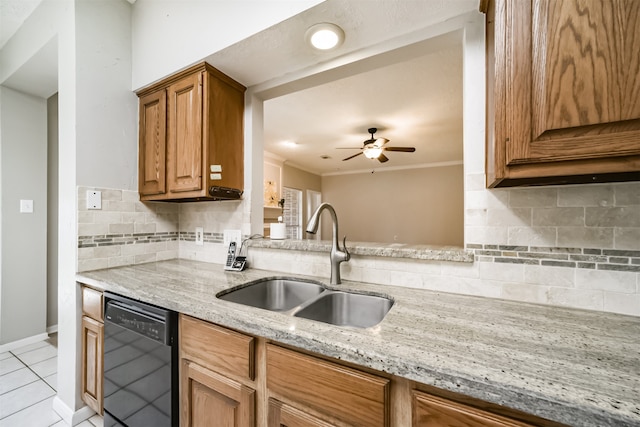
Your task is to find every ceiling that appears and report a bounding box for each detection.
[1,0,475,171]
[263,35,463,175]
[0,0,42,49]
[202,0,474,176]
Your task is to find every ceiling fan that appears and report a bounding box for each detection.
[339,128,416,163]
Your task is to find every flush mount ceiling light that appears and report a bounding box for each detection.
[305,23,345,50]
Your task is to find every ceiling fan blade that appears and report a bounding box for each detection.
[377,153,389,163]
[384,146,415,152]
[342,152,364,161]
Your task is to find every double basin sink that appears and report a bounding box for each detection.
[216,278,393,328]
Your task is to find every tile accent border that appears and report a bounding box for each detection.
[467,243,640,273]
[78,231,179,248]
[179,231,224,244]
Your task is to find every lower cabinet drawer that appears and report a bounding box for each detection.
[266,344,390,427]
[179,314,255,381]
[82,286,103,321]
[412,390,533,427]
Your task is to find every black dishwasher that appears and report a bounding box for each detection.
[103,292,178,427]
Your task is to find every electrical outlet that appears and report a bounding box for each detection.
[195,227,204,245]
[223,229,242,247]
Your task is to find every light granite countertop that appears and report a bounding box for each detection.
[76,259,640,427]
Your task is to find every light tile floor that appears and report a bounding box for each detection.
[0,334,103,427]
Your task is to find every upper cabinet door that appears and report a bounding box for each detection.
[487,0,640,187]
[138,89,167,196]
[167,72,203,194]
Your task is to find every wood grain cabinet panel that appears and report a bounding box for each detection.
[137,62,245,201]
[486,0,640,187]
[82,286,103,321]
[167,72,203,194]
[81,315,103,414]
[180,314,255,381]
[138,89,167,196]
[181,359,255,427]
[266,344,390,427]
[268,399,335,427]
[412,390,533,427]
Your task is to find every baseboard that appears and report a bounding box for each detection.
[0,332,48,353]
[47,324,59,334]
[52,396,95,426]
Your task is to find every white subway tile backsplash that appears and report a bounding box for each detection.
[615,228,640,250]
[508,188,557,207]
[501,283,549,305]
[557,184,614,207]
[487,208,531,226]
[104,200,136,213]
[575,269,636,293]
[464,208,487,226]
[532,207,585,227]
[556,227,614,248]
[615,183,640,206]
[465,226,509,245]
[507,226,556,246]
[524,265,575,288]
[585,206,640,228]
[603,292,640,316]
[546,287,603,311]
[76,186,179,272]
[479,261,524,282]
[75,182,639,317]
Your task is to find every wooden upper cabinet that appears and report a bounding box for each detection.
[167,72,203,194]
[486,0,640,187]
[137,62,246,201]
[138,89,166,196]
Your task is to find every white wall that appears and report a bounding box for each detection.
[0,86,48,345]
[131,0,324,89]
[47,93,59,329]
[321,164,464,245]
[75,0,138,191]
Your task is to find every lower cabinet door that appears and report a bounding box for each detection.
[181,359,255,427]
[268,399,335,427]
[81,316,103,414]
[412,390,532,427]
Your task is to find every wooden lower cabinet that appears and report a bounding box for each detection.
[268,399,335,427]
[266,344,389,426]
[180,315,563,427]
[81,315,103,414]
[412,390,532,427]
[181,359,255,427]
[80,285,104,414]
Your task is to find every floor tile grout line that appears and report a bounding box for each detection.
[8,353,58,393]
[11,353,57,379]
[0,353,29,378]
[0,386,56,421]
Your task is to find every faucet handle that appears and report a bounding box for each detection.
[342,236,351,261]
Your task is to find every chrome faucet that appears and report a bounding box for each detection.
[306,203,350,285]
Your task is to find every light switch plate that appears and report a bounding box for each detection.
[195,227,204,245]
[87,190,102,210]
[20,199,34,213]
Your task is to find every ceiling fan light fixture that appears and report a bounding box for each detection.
[305,23,344,50]
[363,146,383,159]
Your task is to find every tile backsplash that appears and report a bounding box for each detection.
[76,182,640,316]
[77,187,179,271]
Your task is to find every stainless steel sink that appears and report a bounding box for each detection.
[217,278,325,312]
[294,291,393,328]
